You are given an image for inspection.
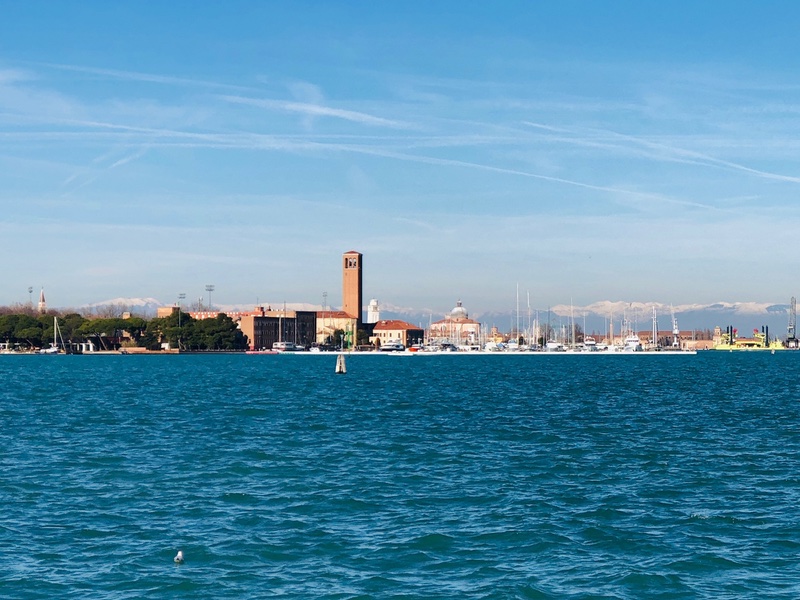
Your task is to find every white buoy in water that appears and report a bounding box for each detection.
[335,353,346,374]
[174,550,184,564]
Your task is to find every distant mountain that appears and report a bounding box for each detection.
[551,301,792,334]
[375,300,794,337]
[82,297,164,317]
[77,297,795,338]
[82,298,325,318]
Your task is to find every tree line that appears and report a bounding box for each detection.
[0,310,246,351]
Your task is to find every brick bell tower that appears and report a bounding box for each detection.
[342,250,363,327]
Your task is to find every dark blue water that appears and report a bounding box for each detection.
[2,352,799,598]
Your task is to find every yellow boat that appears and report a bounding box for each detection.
[713,327,785,351]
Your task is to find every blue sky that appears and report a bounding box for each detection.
[2,2,800,320]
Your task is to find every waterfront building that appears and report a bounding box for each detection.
[188,309,260,321]
[238,308,317,350]
[429,300,482,345]
[316,310,358,346]
[370,319,424,348]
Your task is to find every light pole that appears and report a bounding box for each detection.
[178,293,186,350]
[205,284,215,313]
[323,291,328,346]
[27,287,32,309]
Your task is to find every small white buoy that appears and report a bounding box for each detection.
[335,353,346,374]
[174,550,184,564]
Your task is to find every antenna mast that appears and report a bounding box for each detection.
[651,305,658,350]
[671,305,680,348]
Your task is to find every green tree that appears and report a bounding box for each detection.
[60,313,87,342]
[193,314,246,350]
[17,325,43,348]
[0,314,20,342]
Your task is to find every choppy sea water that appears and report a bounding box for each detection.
[2,352,800,599]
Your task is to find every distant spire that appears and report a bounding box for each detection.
[38,288,47,314]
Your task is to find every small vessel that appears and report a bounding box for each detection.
[621,333,643,352]
[379,341,405,352]
[272,341,302,352]
[335,353,346,374]
[38,317,65,354]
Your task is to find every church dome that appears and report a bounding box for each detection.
[450,300,468,320]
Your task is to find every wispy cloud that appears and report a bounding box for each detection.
[107,147,148,169]
[220,94,411,129]
[521,120,800,185]
[29,61,256,92]
[0,68,34,85]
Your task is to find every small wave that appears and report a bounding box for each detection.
[407,532,456,551]
[220,492,260,505]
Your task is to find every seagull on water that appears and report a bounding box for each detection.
[174,550,184,564]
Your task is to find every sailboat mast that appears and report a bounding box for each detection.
[515,283,520,343]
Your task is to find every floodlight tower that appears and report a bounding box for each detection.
[205,284,215,312]
[651,305,658,349]
[671,305,680,348]
[178,293,186,349]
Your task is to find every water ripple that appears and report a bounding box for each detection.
[2,353,800,598]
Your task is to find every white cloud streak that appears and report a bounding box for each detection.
[522,121,800,185]
[29,61,257,92]
[219,94,411,129]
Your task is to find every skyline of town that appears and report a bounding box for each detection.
[7,287,795,338]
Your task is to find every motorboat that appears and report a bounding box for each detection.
[379,341,405,352]
[622,334,643,352]
[272,341,303,352]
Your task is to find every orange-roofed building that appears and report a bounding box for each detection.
[370,319,424,348]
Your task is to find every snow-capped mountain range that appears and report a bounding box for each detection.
[82,297,795,335]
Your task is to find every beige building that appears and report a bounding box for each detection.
[316,310,358,346]
[370,319,424,348]
[156,306,178,318]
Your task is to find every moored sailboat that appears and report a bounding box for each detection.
[38,317,65,354]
